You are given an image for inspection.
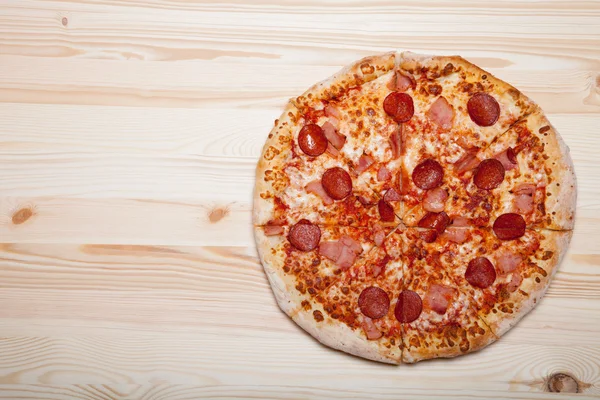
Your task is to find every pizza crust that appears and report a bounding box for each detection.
[402,318,498,363]
[253,102,300,225]
[400,51,533,102]
[525,112,577,230]
[292,52,396,110]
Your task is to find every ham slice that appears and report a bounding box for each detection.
[514,183,536,195]
[373,224,386,246]
[337,245,360,269]
[326,142,340,157]
[322,121,346,150]
[325,103,341,118]
[319,235,363,269]
[450,216,470,227]
[324,104,341,128]
[377,165,392,182]
[362,317,382,340]
[441,227,469,244]
[306,180,334,205]
[495,148,518,171]
[389,125,403,159]
[340,235,363,254]
[427,96,454,130]
[357,194,377,206]
[514,193,534,214]
[374,230,386,246]
[424,284,456,315]
[513,183,536,214]
[507,273,523,292]
[319,241,341,260]
[496,251,522,274]
[384,188,402,202]
[454,151,480,175]
[356,154,375,174]
[387,70,415,92]
[423,187,448,213]
[264,225,284,236]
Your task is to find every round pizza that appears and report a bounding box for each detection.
[253,51,576,364]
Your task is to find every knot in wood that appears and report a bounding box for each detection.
[547,373,579,393]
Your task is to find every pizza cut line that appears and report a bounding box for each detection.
[253,51,576,364]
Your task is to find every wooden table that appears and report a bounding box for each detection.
[1,1,599,399]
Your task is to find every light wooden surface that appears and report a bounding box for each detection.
[0,0,599,398]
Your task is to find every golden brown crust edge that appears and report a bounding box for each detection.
[528,111,577,230]
[399,51,540,116]
[402,319,498,363]
[291,52,397,109]
[252,102,299,226]
[254,227,401,364]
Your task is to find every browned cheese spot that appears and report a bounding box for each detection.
[313,310,324,322]
[301,300,311,311]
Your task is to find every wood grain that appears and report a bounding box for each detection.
[1,0,599,398]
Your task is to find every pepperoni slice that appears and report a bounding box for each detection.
[493,213,526,240]
[321,167,353,200]
[474,159,505,190]
[465,257,496,288]
[467,92,500,127]
[417,229,438,243]
[288,220,321,251]
[358,286,390,319]
[383,92,414,123]
[412,159,444,190]
[418,211,449,234]
[378,199,395,222]
[298,124,327,156]
[506,147,517,164]
[394,290,422,323]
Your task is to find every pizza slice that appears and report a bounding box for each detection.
[299,243,405,364]
[380,53,537,228]
[253,103,398,227]
[256,222,402,364]
[434,227,572,337]
[255,223,381,292]
[291,60,406,220]
[398,109,576,231]
[396,228,498,363]
[396,51,538,166]
[475,110,576,230]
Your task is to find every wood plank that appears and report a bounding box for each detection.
[0,385,599,400]
[0,198,253,245]
[0,334,597,394]
[0,2,599,112]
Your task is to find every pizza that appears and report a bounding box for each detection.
[253,51,576,364]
